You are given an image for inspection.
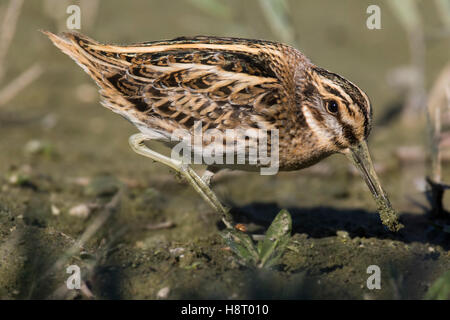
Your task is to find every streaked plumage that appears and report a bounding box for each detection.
[44,31,371,170]
[44,31,402,232]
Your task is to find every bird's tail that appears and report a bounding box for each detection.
[42,31,128,90]
[42,30,144,119]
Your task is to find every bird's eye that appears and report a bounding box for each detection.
[326,100,339,114]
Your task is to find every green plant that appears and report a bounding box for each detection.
[221,209,292,268]
[424,270,450,300]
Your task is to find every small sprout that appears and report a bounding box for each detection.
[221,209,293,269]
[257,209,292,268]
[424,270,450,300]
[221,229,260,266]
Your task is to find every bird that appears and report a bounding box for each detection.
[43,31,402,231]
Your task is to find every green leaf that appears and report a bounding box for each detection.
[257,238,263,253]
[220,229,259,265]
[257,209,292,268]
[425,270,450,300]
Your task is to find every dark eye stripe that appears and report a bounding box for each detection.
[323,85,354,116]
[341,122,358,145]
[333,106,358,145]
[323,85,345,101]
[315,67,370,137]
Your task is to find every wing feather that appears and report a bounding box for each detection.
[45,32,308,145]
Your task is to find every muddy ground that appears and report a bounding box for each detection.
[0,1,449,299]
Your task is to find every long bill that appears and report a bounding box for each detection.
[344,140,403,232]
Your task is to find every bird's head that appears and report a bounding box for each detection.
[298,66,401,231]
[300,66,372,151]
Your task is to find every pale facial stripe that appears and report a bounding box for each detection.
[313,73,370,139]
[312,67,372,137]
[317,82,356,122]
[302,104,341,147]
[318,78,354,104]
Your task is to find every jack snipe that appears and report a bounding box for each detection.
[44,31,402,231]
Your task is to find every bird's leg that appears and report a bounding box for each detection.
[129,133,234,229]
[201,166,220,186]
[201,170,215,186]
[185,165,234,228]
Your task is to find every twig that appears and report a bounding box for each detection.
[0,0,43,108]
[387,0,426,120]
[258,0,296,46]
[427,63,450,182]
[0,63,43,106]
[434,0,450,29]
[80,0,100,29]
[41,190,122,284]
[0,0,23,83]
[434,103,442,182]
[145,220,175,230]
[425,63,450,219]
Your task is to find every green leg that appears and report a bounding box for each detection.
[201,166,220,186]
[129,133,234,229]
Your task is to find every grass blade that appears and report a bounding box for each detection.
[425,270,450,300]
[258,209,292,268]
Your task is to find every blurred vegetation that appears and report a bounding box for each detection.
[425,270,450,300]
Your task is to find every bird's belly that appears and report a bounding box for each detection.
[277,149,334,171]
[135,125,335,174]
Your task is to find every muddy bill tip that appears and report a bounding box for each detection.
[375,197,404,232]
[345,140,403,232]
